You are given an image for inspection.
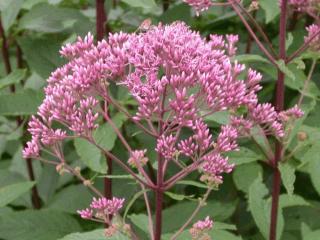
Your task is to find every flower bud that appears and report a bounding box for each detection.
[297,131,308,141]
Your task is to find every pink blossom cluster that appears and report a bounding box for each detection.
[128,149,149,168]
[305,24,320,52]
[183,0,213,15]
[77,197,124,220]
[289,0,320,14]
[23,22,303,189]
[189,216,213,239]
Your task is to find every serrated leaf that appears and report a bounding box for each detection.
[0,181,35,207]
[0,69,26,90]
[279,162,296,196]
[249,175,284,240]
[74,138,106,173]
[248,175,269,238]
[0,89,44,116]
[259,0,280,23]
[276,59,296,80]
[0,210,81,240]
[279,194,310,208]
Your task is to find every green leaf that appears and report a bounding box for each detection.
[286,33,294,51]
[94,112,127,151]
[58,229,130,240]
[159,3,191,24]
[164,191,194,201]
[0,89,44,116]
[58,229,106,240]
[0,0,24,31]
[19,3,86,33]
[74,113,127,173]
[228,147,262,165]
[279,162,296,196]
[303,229,320,240]
[279,194,310,208]
[0,69,26,90]
[259,0,280,23]
[121,0,157,10]
[176,180,208,189]
[276,60,296,80]
[233,162,262,193]
[205,110,230,125]
[123,189,148,219]
[161,200,236,233]
[234,54,270,64]
[163,229,241,240]
[74,138,106,173]
[18,36,65,78]
[249,175,284,240]
[308,147,320,196]
[48,185,92,213]
[0,210,81,240]
[0,181,35,207]
[128,214,149,234]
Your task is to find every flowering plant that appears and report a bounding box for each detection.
[23,19,304,239]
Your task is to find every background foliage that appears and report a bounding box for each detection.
[0,0,319,239]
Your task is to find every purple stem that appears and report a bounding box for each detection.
[269,1,287,240]
[0,18,41,209]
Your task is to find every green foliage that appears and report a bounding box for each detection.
[0,209,81,240]
[0,181,35,207]
[0,89,44,116]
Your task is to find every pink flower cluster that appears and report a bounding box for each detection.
[305,24,320,52]
[77,197,124,220]
[128,149,149,168]
[183,0,213,15]
[289,0,320,13]
[23,21,303,188]
[189,216,213,239]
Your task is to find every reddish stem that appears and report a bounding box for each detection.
[269,1,287,240]
[96,0,107,41]
[0,19,41,209]
[0,19,12,74]
[163,0,170,11]
[26,159,42,209]
[155,158,164,240]
[245,11,256,53]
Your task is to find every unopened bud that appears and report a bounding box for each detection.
[297,131,308,141]
[56,163,66,175]
[83,180,92,186]
[248,0,259,11]
[74,166,81,175]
